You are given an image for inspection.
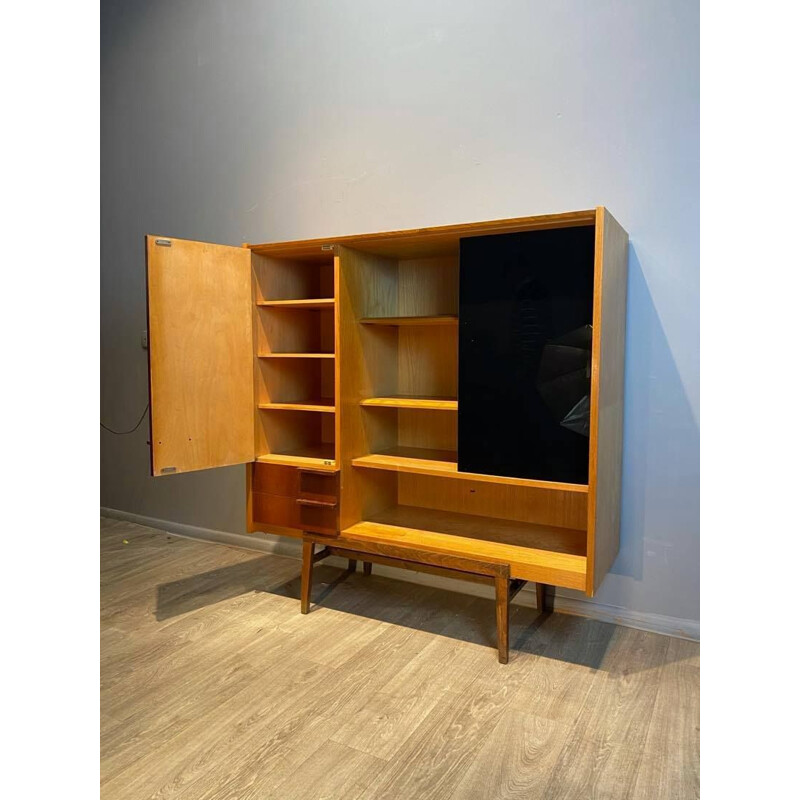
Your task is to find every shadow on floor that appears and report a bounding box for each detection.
[154,554,291,621]
[155,556,687,673]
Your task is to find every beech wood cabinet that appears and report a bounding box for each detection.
[146,208,628,662]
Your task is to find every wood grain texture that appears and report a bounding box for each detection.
[398,326,458,399]
[255,304,334,356]
[353,447,588,493]
[360,315,457,326]
[495,576,510,663]
[397,408,458,452]
[259,401,335,413]
[255,351,334,406]
[397,473,589,530]
[251,253,333,302]
[337,246,400,529]
[257,298,335,309]
[342,505,588,589]
[306,531,510,578]
[101,517,698,800]
[361,396,457,410]
[248,209,598,260]
[586,207,629,594]
[397,255,459,316]
[146,235,254,475]
[255,447,337,470]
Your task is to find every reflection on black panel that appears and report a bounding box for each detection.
[458,226,595,484]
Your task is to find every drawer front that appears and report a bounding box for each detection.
[252,463,298,496]
[298,470,338,498]
[250,464,340,536]
[297,501,338,536]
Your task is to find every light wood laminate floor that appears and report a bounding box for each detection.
[101,516,699,800]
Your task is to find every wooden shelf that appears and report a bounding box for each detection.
[258,352,335,359]
[258,298,335,310]
[360,395,457,411]
[256,443,336,471]
[360,315,457,326]
[351,447,588,493]
[259,401,335,414]
[342,505,587,589]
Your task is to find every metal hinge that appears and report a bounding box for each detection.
[155,238,172,247]
[321,244,334,251]
[160,466,177,474]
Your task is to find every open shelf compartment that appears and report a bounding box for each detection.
[255,403,336,469]
[351,446,588,493]
[252,253,334,302]
[256,445,337,471]
[255,300,335,358]
[342,505,587,589]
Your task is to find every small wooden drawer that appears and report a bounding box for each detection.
[298,469,338,499]
[297,501,337,536]
[251,464,339,536]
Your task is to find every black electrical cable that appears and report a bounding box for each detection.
[100,403,150,435]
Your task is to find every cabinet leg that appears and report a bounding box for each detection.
[300,541,314,614]
[363,561,372,576]
[536,582,553,613]
[495,576,509,664]
[347,559,357,573]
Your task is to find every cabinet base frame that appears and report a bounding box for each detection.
[299,532,552,663]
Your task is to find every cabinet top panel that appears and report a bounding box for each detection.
[247,208,597,261]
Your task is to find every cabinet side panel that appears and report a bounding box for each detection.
[587,209,629,593]
[338,246,399,528]
[146,236,255,475]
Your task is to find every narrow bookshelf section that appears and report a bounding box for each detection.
[252,252,338,468]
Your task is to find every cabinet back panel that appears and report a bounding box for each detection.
[397,409,457,452]
[458,226,595,484]
[253,254,333,301]
[398,326,458,398]
[397,473,588,530]
[397,256,459,316]
[256,359,334,405]
[257,409,330,455]
[256,307,333,355]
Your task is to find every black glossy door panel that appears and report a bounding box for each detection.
[458,226,595,484]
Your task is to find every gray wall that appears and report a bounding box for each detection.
[101,0,699,624]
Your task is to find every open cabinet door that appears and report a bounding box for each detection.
[146,235,255,476]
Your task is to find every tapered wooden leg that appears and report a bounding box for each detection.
[300,541,314,614]
[536,582,553,613]
[495,576,509,664]
[347,559,357,573]
[363,561,372,576]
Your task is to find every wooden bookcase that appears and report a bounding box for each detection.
[146,208,628,662]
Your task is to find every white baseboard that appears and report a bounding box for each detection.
[100,506,699,642]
